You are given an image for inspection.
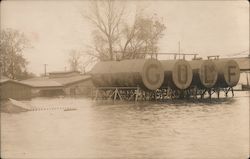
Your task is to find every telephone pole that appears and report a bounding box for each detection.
[178,41,181,59]
[44,64,47,77]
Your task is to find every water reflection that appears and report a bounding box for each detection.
[1,92,249,159]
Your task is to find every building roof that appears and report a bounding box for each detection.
[49,71,80,75]
[0,77,33,87]
[0,76,10,82]
[21,77,63,88]
[21,75,91,88]
[52,75,91,85]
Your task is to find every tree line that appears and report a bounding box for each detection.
[0,28,35,80]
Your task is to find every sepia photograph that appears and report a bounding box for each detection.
[0,0,249,158]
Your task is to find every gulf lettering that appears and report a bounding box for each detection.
[178,65,188,84]
[204,65,214,83]
[145,64,160,85]
[228,66,236,83]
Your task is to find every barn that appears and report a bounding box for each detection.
[0,77,32,100]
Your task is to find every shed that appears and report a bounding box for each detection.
[53,75,93,96]
[21,74,93,97]
[0,78,32,100]
[21,77,64,97]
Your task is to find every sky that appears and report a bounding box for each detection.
[1,0,249,75]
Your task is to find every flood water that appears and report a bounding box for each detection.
[1,91,249,159]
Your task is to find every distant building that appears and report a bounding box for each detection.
[232,57,250,90]
[48,71,81,78]
[21,71,93,97]
[233,57,250,72]
[0,77,32,100]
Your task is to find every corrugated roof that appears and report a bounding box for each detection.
[0,77,33,87]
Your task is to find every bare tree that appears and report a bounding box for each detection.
[121,14,166,59]
[68,49,82,71]
[84,0,125,61]
[84,1,166,61]
[0,28,32,79]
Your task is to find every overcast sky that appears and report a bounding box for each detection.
[1,0,249,75]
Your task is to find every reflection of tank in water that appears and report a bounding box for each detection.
[160,60,193,90]
[213,59,240,88]
[189,60,218,89]
[91,59,164,91]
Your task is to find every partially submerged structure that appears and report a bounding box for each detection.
[91,58,241,101]
[0,77,32,100]
[21,71,93,97]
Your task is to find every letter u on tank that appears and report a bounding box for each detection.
[178,64,188,84]
[160,60,193,90]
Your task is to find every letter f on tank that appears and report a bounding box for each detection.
[178,65,188,84]
[204,65,215,83]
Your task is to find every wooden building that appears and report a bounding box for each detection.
[52,75,92,96]
[0,77,32,100]
[21,71,93,97]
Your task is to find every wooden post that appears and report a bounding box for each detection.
[208,89,212,99]
[94,89,99,101]
[231,87,234,97]
[114,88,118,101]
[217,89,220,99]
[135,86,139,102]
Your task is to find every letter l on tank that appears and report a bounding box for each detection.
[228,66,236,83]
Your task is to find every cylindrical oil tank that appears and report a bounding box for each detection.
[189,60,218,88]
[90,59,164,90]
[213,59,240,88]
[161,60,193,89]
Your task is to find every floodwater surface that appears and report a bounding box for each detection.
[1,91,249,159]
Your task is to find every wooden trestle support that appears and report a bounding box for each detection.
[92,86,234,102]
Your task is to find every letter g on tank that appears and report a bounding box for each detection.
[145,64,160,85]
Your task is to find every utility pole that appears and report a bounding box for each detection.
[178,41,181,59]
[44,64,47,77]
